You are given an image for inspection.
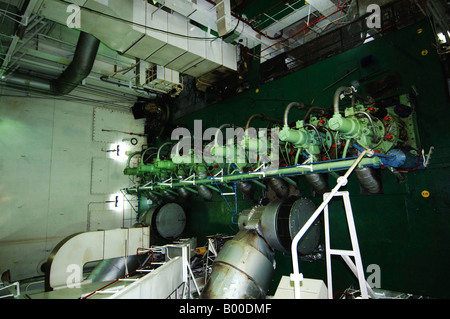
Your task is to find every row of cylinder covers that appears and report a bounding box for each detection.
[129,88,424,299]
[124,88,423,201]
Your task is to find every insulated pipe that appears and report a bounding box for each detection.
[355,111,378,142]
[245,114,283,131]
[2,32,100,95]
[284,102,302,127]
[87,256,142,283]
[267,177,290,199]
[157,142,174,160]
[196,171,213,201]
[333,86,353,114]
[201,196,320,299]
[51,32,100,95]
[214,124,231,146]
[200,229,275,299]
[355,167,382,194]
[305,173,329,194]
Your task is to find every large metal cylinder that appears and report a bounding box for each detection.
[201,197,320,299]
[140,203,186,240]
[200,229,275,299]
[259,197,320,255]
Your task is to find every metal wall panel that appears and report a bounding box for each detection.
[0,95,144,282]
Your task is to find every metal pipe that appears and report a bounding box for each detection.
[201,196,320,299]
[305,173,328,194]
[51,32,100,95]
[87,256,142,283]
[245,114,283,131]
[1,31,100,95]
[157,142,174,160]
[355,111,378,140]
[140,147,158,163]
[196,171,213,201]
[342,139,351,159]
[333,86,353,114]
[267,177,289,199]
[126,151,142,169]
[355,167,382,194]
[214,124,231,146]
[131,156,383,192]
[304,123,324,146]
[200,229,275,299]
[284,102,301,126]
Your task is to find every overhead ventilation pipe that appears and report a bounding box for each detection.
[2,31,100,95]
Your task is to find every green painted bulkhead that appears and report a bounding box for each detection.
[172,18,450,298]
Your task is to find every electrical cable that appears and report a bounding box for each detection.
[202,0,284,40]
[101,128,146,137]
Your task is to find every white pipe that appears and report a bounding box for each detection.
[290,149,371,299]
[214,124,231,146]
[333,86,353,114]
[157,142,174,160]
[284,102,301,126]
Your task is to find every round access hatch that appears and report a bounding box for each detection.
[154,203,186,240]
[289,197,321,255]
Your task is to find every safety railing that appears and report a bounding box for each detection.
[290,149,375,299]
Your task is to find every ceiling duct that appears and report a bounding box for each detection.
[1,31,100,95]
[32,0,237,78]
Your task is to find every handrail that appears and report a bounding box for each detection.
[0,282,20,299]
[290,149,373,299]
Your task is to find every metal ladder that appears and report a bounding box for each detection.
[290,149,377,299]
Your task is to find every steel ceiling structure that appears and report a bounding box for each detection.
[0,0,359,106]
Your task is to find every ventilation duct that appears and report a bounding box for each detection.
[33,0,237,78]
[2,31,100,95]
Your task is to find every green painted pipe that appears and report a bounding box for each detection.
[279,126,309,146]
[283,177,297,186]
[328,114,361,137]
[132,156,383,192]
[124,167,138,176]
[251,180,267,189]
[183,187,199,194]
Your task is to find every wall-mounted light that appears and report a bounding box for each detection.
[108,194,123,211]
[437,32,447,44]
[103,143,129,162]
